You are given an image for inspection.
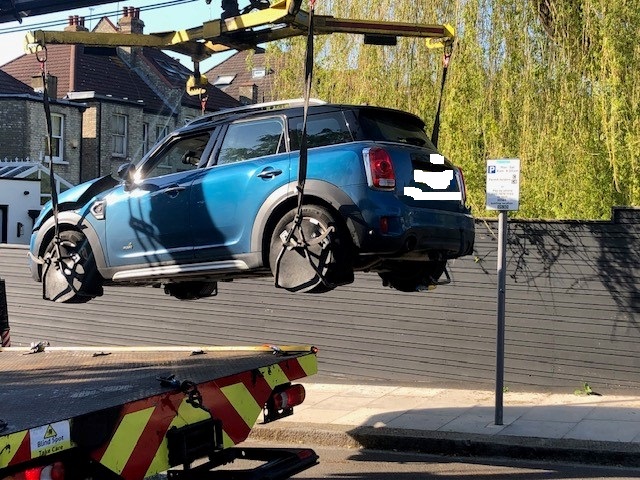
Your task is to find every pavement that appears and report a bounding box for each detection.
[250,383,640,466]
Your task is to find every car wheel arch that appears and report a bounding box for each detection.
[34,212,108,278]
[251,180,364,264]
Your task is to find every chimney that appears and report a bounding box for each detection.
[118,7,144,34]
[238,83,258,105]
[64,15,89,32]
[32,74,58,99]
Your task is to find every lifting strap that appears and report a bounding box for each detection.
[35,46,83,301]
[36,46,65,300]
[274,0,333,290]
[431,41,453,148]
[36,45,60,245]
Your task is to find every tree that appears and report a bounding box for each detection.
[266,0,639,219]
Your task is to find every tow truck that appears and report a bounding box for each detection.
[1,344,319,480]
[0,1,457,478]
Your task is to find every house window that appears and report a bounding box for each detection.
[142,122,150,155]
[251,67,266,79]
[213,74,236,87]
[112,114,128,156]
[156,125,169,142]
[45,114,64,163]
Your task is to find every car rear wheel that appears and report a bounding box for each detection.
[379,260,447,292]
[269,205,353,293]
[42,230,103,303]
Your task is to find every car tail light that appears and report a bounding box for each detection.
[8,462,65,480]
[363,147,396,190]
[455,167,467,205]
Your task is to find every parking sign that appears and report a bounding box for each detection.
[486,159,520,211]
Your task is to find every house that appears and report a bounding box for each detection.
[204,47,277,105]
[0,69,82,243]
[1,8,240,185]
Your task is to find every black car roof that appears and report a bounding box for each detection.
[179,99,426,133]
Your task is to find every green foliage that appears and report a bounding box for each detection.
[574,382,593,396]
[265,0,640,219]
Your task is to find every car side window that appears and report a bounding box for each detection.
[140,132,212,179]
[217,117,285,165]
[289,112,353,151]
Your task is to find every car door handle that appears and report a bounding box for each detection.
[161,185,186,196]
[257,168,282,179]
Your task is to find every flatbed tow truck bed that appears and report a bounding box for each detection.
[0,345,318,480]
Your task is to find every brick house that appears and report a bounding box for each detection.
[1,8,240,184]
[204,47,277,105]
[0,68,83,190]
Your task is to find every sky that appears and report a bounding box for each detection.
[0,0,234,71]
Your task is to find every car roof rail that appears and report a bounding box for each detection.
[188,98,327,126]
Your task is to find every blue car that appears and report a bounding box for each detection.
[29,100,474,302]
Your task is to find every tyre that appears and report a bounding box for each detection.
[379,260,447,292]
[268,205,353,293]
[42,230,103,303]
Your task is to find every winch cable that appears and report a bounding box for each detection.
[275,0,334,290]
[431,40,453,149]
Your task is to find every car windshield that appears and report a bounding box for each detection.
[358,109,436,149]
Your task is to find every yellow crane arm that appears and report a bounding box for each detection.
[25,0,455,60]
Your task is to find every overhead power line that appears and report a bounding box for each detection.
[0,0,199,34]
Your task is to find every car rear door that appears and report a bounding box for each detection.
[191,115,290,260]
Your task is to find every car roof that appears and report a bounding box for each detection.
[179,98,425,133]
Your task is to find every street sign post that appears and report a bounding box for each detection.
[486,159,520,426]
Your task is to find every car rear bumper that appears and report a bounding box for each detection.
[354,209,475,259]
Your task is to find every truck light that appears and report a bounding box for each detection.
[8,462,64,480]
[272,384,306,410]
[264,384,306,423]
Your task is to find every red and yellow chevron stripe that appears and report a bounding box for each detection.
[89,354,317,480]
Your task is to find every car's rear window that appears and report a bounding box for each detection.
[358,109,436,149]
[289,112,353,151]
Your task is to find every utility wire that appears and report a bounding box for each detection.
[0,0,199,34]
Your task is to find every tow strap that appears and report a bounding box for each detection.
[33,45,84,301]
[274,0,334,290]
[36,45,60,248]
[431,41,453,149]
[35,45,67,300]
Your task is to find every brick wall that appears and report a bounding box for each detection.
[0,98,83,186]
[0,100,28,158]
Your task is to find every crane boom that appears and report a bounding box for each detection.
[24,0,455,61]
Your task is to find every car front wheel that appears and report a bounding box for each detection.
[42,230,103,303]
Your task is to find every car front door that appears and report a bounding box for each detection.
[104,131,214,268]
[191,116,290,260]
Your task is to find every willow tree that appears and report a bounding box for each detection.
[265,0,639,219]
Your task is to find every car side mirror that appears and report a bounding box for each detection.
[117,163,136,191]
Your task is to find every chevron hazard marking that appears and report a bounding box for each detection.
[0,430,28,468]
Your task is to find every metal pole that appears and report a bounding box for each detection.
[495,210,508,425]
[0,278,10,347]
